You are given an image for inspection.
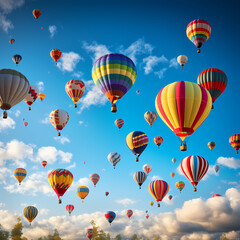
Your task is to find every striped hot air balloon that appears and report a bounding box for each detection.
[186,19,211,53]
[105,211,116,225]
[175,181,185,192]
[90,173,100,187]
[76,186,89,203]
[126,131,148,162]
[115,118,124,131]
[86,228,93,240]
[66,204,74,216]
[107,152,121,169]
[41,161,47,167]
[154,136,163,148]
[143,164,152,175]
[180,155,209,191]
[133,171,147,189]
[38,93,45,101]
[229,134,240,154]
[24,85,39,110]
[126,209,133,219]
[208,141,215,151]
[50,49,62,65]
[23,206,38,225]
[13,168,27,185]
[92,53,137,112]
[12,54,22,65]
[144,111,157,127]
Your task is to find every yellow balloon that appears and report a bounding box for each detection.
[13,168,27,185]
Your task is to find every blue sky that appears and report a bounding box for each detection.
[0,0,240,239]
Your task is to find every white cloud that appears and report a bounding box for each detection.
[72,71,83,78]
[142,55,168,74]
[37,81,44,91]
[83,41,110,62]
[67,162,76,169]
[217,157,240,169]
[40,116,49,124]
[77,80,107,114]
[48,25,57,38]
[0,167,12,184]
[151,176,162,181]
[0,116,15,132]
[169,58,178,68]
[39,208,50,216]
[53,136,70,144]
[154,68,168,79]
[79,121,84,125]
[70,177,90,191]
[115,198,136,206]
[0,203,5,207]
[14,110,21,117]
[57,52,83,72]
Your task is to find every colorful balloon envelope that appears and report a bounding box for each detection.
[155,81,212,148]
[211,194,222,198]
[133,171,147,189]
[170,172,175,177]
[107,152,121,169]
[136,90,140,94]
[41,161,47,167]
[86,228,93,240]
[143,164,152,175]
[186,19,211,53]
[126,209,133,219]
[175,181,185,192]
[76,186,89,202]
[144,111,157,127]
[48,169,73,204]
[92,53,137,113]
[9,38,15,44]
[148,180,169,207]
[38,93,45,101]
[180,155,209,191]
[49,109,69,136]
[32,9,41,19]
[154,136,163,148]
[208,141,215,151]
[66,204,74,216]
[150,201,154,206]
[90,173,100,187]
[168,195,173,200]
[172,158,177,164]
[13,168,27,185]
[105,192,109,196]
[214,165,220,173]
[229,134,240,154]
[115,118,124,131]
[65,79,86,108]
[177,55,188,69]
[145,214,149,219]
[12,54,22,65]
[50,49,62,65]
[126,131,148,162]
[23,206,38,226]
[197,68,228,108]
[24,85,39,110]
[23,122,28,127]
[105,211,116,225]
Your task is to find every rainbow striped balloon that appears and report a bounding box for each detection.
[208,141,215,151]
[186,19,211,53]
[229,134,240,154]
[90,173,100,187]
[115,118,124,131]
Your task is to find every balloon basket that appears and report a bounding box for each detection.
[28,107,31,111]
[19,183,21,185]
[139,186,141,189]
[197,49,200,53]
[74,104,77,108]
[58,132,61,136]
[58,199,62,204]
[193,188,197,192]
[3,111,7,119]
[180,143,187,151]
[136,157,139,162]
[111,104,117,113]
[157,203,160,207]
[181,65,183,69]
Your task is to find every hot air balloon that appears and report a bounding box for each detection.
[24,85,39,110]
[66,204,74,216]
[9,38,15,44]
[32,9,41,20]
[175,181,185,192]
[177,55,188,69]
[23,122,28,127]
[86,228,93,240]
[143,164,152,175]
[208,141,215,151]
[186,19,211,53]
[65,79,86,108]
[105,192,109,197]
[150,201,154,206]
[180,155,209,192]
[76,186,89,203]
[90,174,100,187]
[144,111,157,127]
[170,172,175,177]
[50,49,62,65]
[107,152,121,169]
[168,195,172,200]
[148,180,169,207]
[105,211,116,225]
[83,161,86,164]
[13,168,27,185]
[133,171,147,189]
[92,53,137,113]
[38,93,45,101]
[214,165,220,173]
[12,54,22,65]
[41,161,47,167]
[136,90,140,94]
[145,212,149,219]
[229,134,240,154]
[23,206,38,226]
[115,118,124,131]
[197,68,228,109]
[155,81,212,150]
[154,136,163,148]
[126,131,148,162]
[126,209,133,219]
[212,194,222,198]
[49,109,69,136]
[172,158,177,164]
[48,169,73,204]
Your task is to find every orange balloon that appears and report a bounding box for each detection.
[38,93,45,101]
[170,172,175,177]
[50,49,62,65]
[32,9,41,20]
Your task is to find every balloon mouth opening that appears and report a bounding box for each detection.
[1,103,11,110]
[111,104,117,113]
[3,111,7,119]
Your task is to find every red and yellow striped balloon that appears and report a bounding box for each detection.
[154,136,163,148]
[90,173,100,187]
[229,134,240,154]
[50,49,62,65]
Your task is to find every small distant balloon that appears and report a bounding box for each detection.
[105,192,109,196]
[154,136,163,148]
[136,90,140,94]
[41,161,47,167]
[115,118,124,131]
[90,173,100,187]
[126,209,133,219]
[208,141,215,151]
[108,152,121,169]
[143,164,152,175]
[105,211,116,225]
[150,201,154,206]
[172,158,177,164]
[170,172,175,177]
[23,206,38,226]
[32,9,41,20]
[9,39,15,45]
[50,49,62,65]
[38,93,45,101]
[177,55,188,68]
[144,111,157,127]
[175,181,185,192]
[133,171,147,189]
[214,165,220,173]
[12,55,22,65]
[66,204,74,216]
[168,195,172,200]
[23,121,28,127]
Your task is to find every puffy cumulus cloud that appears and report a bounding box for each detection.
[39,208,50,216]
[151,175,162,181]
[154,68,168,79]
[217,157,240,169]
[0,167,12,184]
[53,136,70,144]
[0,202,5,207]
[0,13,13,32]
[48,25,57,38]
[40,116,50,124]
[142,55,168,74]
[14,110,21,117]
[115,198,136,206]
[169,58,178,68]
[57,52,83,72]
[77,80,107,114]
[70,177,90,191]
[0,210,18,230]
[0,116,15,132]
[37,81,44,91]
[180,232,219,240]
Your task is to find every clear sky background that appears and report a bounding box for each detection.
[0,0,240,239]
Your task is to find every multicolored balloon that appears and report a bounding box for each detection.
[172,158,177,164]
[105,211,116,225]
[170,172,175,177]
[107,152,121,169]
[49,109,69,136]
[136,90,140,94]
[197,68,228,108]
[38,93,45,101]
[86,228,93,240]
[144,111,157,127]
[168,195,172,200]
[208,141,215,151]
[212,194,222,198]
[105,192,109,197]
[115,118,124,131]
[175,181,185,192]
[229,134,240,153]
[150,201,154,206]
[13,168,27,185]
[154,136,163,148]
[126,131,148,162]
[177,55,188,68]
[48,169,73,204]
[214,165,220,173]
[76,186,89,202]
[32,9,41,19]
[9,38,15,45]
[41,161,47,167]
[186,19,211,53]
[143,164,152,175]
[12,54,22,65]
[180,155,209,191]
[148,180,169,207]
[23,206,38,225]
[126,209,133,219]
[92,53,137,113]
[24,85,39,110]
[66,204,74,216]
[65,79,86,108]
[90,173,100,187]
[133,171,147,189]
[50,49,62,65]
